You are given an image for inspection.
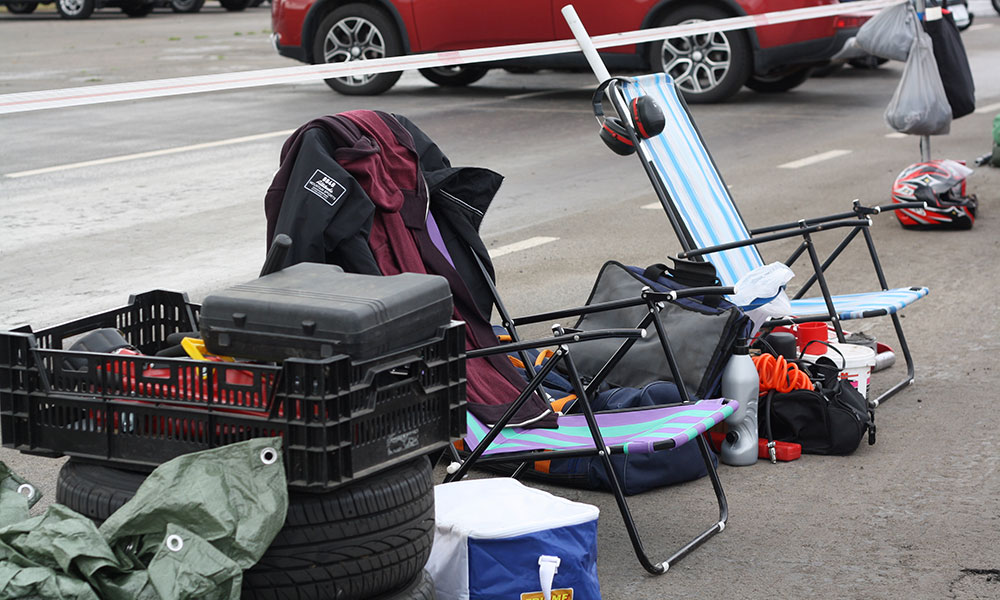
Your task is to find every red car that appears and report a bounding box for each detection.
[271,0,866,103]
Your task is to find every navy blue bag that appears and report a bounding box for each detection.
[496,341,716,496]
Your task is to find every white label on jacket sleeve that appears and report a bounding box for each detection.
[305,169,347,206]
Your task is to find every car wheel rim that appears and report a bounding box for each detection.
[60,0,83,13]
[659,19,732,95]
[323,16,386,87]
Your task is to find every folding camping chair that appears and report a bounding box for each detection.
[561,5,929,409]
[610,73,927,408]
[444,266,738,576]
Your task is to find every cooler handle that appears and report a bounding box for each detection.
[538,555,561,600]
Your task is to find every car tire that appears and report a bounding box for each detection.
[994,0,1000,17]
[219,0,250,11]
[808,62,843,78]
[744,67,812,93]
[170,0,204,13]
[6,1,38,14]
[649,5,752,104]
[121,1,153,17]
[57,456,436,600]
[848,56,888,70]
[418,66,489,87]
[56,0,94,19]
[312,3,403,96]
[371,569,436,600]
[955,11,972,31]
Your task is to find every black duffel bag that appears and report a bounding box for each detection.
[759,358,876,456]
[923,9,975,119]
[567,260,750,400]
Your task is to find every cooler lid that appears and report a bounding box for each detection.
[434,478,599,539]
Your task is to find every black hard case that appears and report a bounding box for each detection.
[200,263,454,361]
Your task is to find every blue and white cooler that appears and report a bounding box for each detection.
[426,478,601,600]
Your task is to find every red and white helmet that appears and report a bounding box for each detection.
[891,160,977,229]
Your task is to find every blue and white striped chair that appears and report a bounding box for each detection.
[613,73,928,407]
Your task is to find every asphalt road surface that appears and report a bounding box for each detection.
[2,4,999,599]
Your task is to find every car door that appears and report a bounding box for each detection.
[408,0,555,52]
[551,0,654,55]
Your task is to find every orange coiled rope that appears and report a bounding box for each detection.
[752,353,814,395]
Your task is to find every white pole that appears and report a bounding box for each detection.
[560,4,612,83]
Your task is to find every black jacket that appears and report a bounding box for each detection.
[264,111,557,429]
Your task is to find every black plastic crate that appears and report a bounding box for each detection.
[0,290,467,491]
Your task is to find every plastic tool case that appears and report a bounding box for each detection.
[200,262,454,361]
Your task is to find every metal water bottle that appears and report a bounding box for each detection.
[720,339,759,466]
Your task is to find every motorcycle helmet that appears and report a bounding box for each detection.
[891,159,977,229]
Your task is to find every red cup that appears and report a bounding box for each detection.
[796,322,829,356]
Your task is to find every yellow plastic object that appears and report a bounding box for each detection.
[181,337,235,362]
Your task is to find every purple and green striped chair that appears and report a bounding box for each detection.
[445,291,740,577]
[611,73,928,408]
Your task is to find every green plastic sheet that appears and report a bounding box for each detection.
[0,438,288,600]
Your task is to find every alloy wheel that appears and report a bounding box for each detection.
[322,16,387,88]
[659,19,733,96]
[59,0,85,15]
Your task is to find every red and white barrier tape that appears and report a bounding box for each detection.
[0,0,900,115]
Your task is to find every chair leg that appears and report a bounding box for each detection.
[553,324,731,575]
[869,312,916,408]
[593,432,728,575]
[858,228,917,408]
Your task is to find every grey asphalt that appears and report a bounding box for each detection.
[1,4,999,598]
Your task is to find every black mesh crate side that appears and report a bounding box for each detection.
[1,300,466,491]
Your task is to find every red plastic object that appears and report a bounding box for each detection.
[708,432,801,462]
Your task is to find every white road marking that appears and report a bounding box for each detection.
[4,129,295,178]
[968,24,993,32]
[975,101,1000,115]
[885,132,908,139]
[488,237,559,258]
[778,149,852,169]
[505,85,594,101]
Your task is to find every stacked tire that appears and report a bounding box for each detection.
[57,456,438,599]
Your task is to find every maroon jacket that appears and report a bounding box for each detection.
[265,110,557,429]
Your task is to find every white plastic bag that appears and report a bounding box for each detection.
[855,2,917,62]
[731,262,795,337]
[884,30,952,136]
[730,262,794,309]
[831,37,869,62]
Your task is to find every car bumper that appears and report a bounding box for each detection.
[754,27,859,74]
[272,33,307,63]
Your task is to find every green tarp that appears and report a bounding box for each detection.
[0,438,288,600]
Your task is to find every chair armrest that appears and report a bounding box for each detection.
[679,218,870,260]
[512,283,736,328]
[748,199,903,235]
[876,201,928,213]
[511,295,648,327]
[467,327,646,359]
[642,286,735,303]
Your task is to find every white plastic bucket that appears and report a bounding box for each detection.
[820,342,877,399]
